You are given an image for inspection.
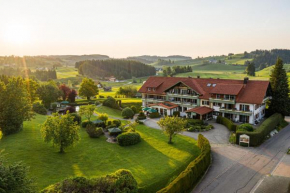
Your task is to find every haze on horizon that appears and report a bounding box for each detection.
[0,0,290,58]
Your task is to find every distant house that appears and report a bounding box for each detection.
[105,76,117,82]
[97,82,103,88]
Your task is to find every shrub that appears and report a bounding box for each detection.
[70,113,82,125]
[97,113,108,123]
[81,120,93,128]
[187,119,204,126]
[117,132,141,146]
[121,107,135,119]
[137,111,146,120]
[65,106,76,113]
[149,112,160,118]
[41,169,138,193]
[103,96,119,109]
[86,125,103,138]
[99,95,105,98]
[131,106,138,114]
[157,134,211,193]
[95,100,101,106]
[173,111,180,117]
[237,123,253,132]
[32,102,47,115]
[216,116,237,132]
[236,113,284,146]
[112,119,121,127]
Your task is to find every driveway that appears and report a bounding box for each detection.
[144,118,290,193]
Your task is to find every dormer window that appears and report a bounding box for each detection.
[207,83,211,87]
[148,87,151,91]
[153,88,156,91]
[212,84,216,87]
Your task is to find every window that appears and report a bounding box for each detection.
[148,87,151,91]
[213,102,221,107]
[216,94,221,99]
[240,104,250,111]
[207,83,211,87]
[153,88,156,91]
[212,84,217,87]
[202,100,209,106]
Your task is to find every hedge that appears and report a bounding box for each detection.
[157,134,211,193]
[117,132,141,146]
[149,112,160,118]
[216,116,237,132]
[236,113,284,146]
[41,169,138,193]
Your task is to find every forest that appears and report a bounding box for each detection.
[76,59,156,79]
[0,67,57,81]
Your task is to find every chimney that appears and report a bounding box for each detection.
[244,77,249,84]
[197,76,200,78]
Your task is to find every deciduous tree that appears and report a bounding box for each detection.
[79,78,98,100]
[157,116,187,144]
[41,112,80,153]
[79,105,95,122]
[37,82,62,108]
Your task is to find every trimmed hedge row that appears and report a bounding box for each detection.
[117,132,141,146]
[41,169,138,193]
[216,116,237,132]
[157,134,211,193]
[236,113,284,146]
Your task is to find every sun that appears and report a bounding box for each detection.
[3,25,31,45]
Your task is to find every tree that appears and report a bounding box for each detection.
[59,84,71,100]
[41,112,80,153]
[79,105,95,122]
[97,113,108,124]
[157,116,187,144]
[68,89,77,103]
[116,85,137,98]
[0,153,36,193]
[79,78,99,100]
[0,77,34,135]
[269,57,290,116]
[245,62,255,76]
[37,82,62,108]
[26,78,39,103]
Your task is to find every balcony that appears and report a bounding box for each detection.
[142,98,165,103]
[167,93,199,99]
[209,98,235,104]
[219,108,252,116]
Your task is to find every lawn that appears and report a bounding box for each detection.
[95,105,123,118]
[0,115,200,192]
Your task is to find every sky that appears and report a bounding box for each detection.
[0,0,290,58]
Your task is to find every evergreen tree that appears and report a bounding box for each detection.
[246,62,255,76]
[269,57,290,116]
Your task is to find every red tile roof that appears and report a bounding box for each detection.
[210,84,243,95]
[186,106,213,115]
[138,77,270,104]
[149,101,178,109]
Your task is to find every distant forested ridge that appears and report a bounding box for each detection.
[127,55,192,63]
[0,67,57,81]
[250,49,290,68]
[76,59,156,79]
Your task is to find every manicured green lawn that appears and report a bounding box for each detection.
[0,115,200,192]
[95,105,123,118]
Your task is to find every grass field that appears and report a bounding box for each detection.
[95,105,122,118]
[0,115,199,192]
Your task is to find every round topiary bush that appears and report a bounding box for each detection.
[86,125,104,138]
[117,132,141,146]
[32,102,47,115]
[121,107,135,119]
[137,111,146,120]
[131,106,137,114]
[237,123,254,132]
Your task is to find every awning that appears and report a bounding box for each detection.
[148,108,157,113]
[142,107,151,111]
[61,101,70,104]
[186,106,213,115]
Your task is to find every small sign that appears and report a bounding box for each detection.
[239,134,250,147]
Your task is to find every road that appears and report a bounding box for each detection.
[144,118,290,193]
